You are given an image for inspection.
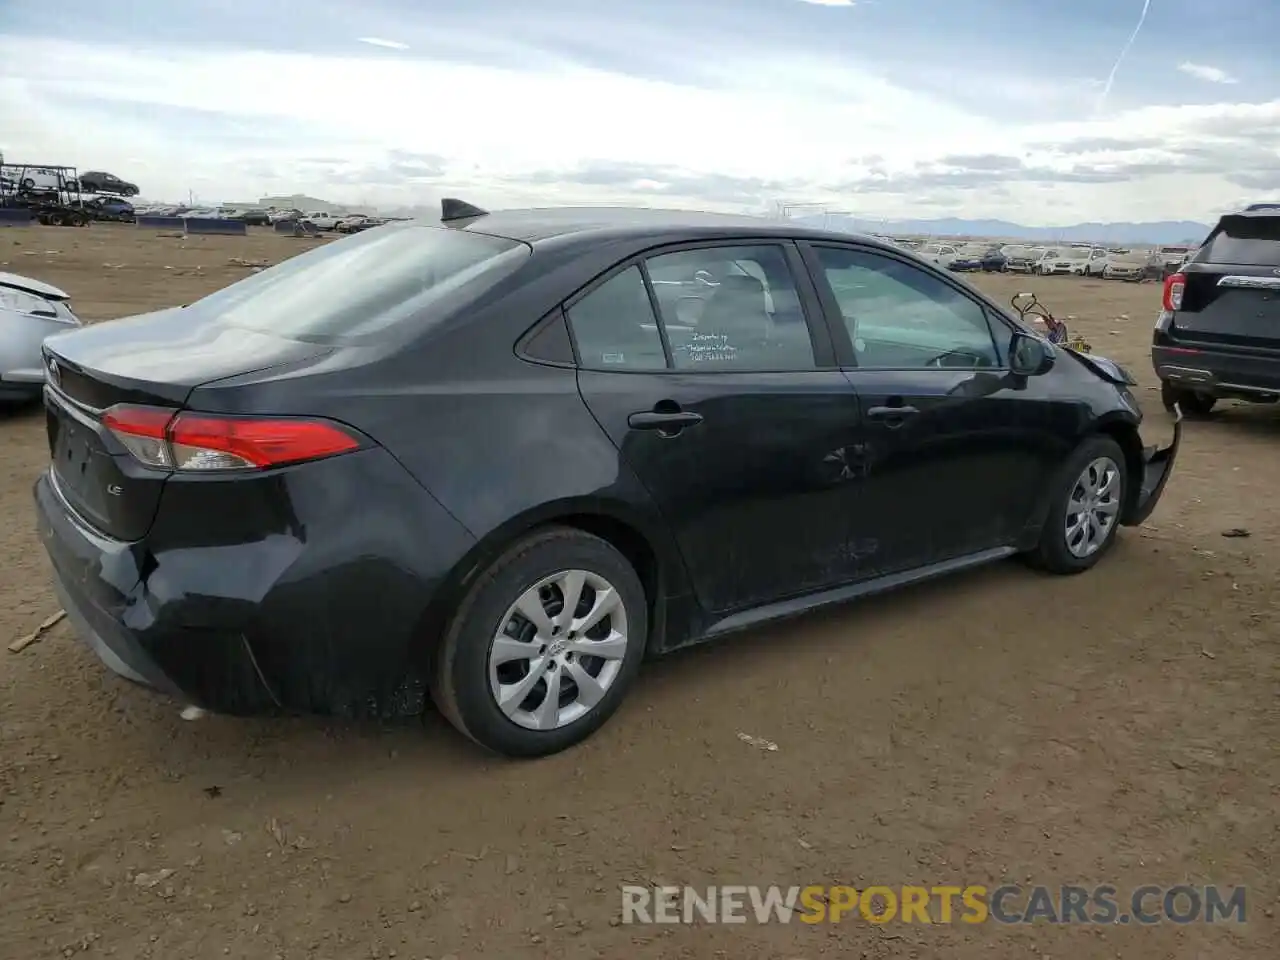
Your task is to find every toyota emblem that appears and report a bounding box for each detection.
[46,356,60,387]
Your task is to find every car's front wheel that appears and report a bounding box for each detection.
[1026,436,1128,574]
[430,527,648,757]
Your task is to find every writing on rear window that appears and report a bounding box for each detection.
[682,331,737,364]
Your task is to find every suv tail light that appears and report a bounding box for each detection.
[103,405,361,471]
[1162,272,1186,311]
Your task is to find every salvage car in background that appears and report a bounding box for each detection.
[1077,248,1110,276]
[1004,246,1044,273]
[1153,207,1280,415]
[0,273,82,405]
[980,246,1008,272]
[74,171,140,197]
[34,203,1181,758]
[1102,251,1148,281]
[947,245,987,272]
[918,241,959,269]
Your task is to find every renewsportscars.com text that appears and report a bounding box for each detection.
[621,884,1247,925]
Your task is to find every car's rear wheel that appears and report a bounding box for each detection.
[1160,382,1216,416]
[1026,436,1128,574]
[430,527,648,757]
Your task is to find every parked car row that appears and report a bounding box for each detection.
[126,203,390,234]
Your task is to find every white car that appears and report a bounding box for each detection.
[919,242,959,269]
[0,273,83,406]
[1,165,67,193]
[302,212,344,230]
[1078,248,1111,276]
[1034,248,1098,276]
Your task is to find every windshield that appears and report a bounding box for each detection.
[191,223,529,341]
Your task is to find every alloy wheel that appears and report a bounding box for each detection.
[487,569,629,731]
[1065,457,1121,558]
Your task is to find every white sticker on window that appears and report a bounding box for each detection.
[602,352,626,364]
[683,331,737,363]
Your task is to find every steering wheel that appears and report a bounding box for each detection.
[926,348,989,369]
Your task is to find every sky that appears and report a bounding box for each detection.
[1,0,1278,225]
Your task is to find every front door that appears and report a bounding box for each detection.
[567,242,864,614]
[804,242,1057,575]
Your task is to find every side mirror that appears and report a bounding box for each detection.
[1009,332,1055,377]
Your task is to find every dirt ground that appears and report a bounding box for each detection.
[1,225,1277,960]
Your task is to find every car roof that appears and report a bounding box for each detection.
[430,203,895,250]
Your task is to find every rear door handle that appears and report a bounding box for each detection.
[866,405,919,422]
[627,410,704,433]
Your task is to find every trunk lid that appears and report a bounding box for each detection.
[42,306,333,541]
[1173,214,1280,351]
[0,272,70,301]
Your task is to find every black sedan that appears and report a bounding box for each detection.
[34,202,1181,757]
[75,171,141,197]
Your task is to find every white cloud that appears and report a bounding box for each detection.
[356,37,410,50]
[0,33,1275,223]
[1178,62,1238,84]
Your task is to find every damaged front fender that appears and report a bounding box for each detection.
[1122,404,1183,527]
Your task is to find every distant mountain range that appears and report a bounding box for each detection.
[795,214,1213,246]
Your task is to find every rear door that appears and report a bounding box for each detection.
[802,242,1058,574]
[568,241,866,615]
[1170,214,1280,353]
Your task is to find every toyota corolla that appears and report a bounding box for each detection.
[35,202,1181,757]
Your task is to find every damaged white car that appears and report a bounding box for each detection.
[0,273,82,405]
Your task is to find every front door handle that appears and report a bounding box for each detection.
[866,405,919,423]
[627,410,704,434]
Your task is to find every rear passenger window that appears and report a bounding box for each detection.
[644,245,816,370]
[566,266,667,370]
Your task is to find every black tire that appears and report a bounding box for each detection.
[1025,435,1128,575]
[1160,382,1215,416]
[429,526,648,757]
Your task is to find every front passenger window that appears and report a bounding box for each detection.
[815,247,1001,369]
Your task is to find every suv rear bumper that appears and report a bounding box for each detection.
[1152,344,1280,400]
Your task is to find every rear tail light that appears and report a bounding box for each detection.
[102,405,361,471]
[1162,272,1185,311]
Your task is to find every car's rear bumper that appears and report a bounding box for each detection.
[1152,344,1280,399]
[33,446,477,718]
[1123,408,1183,527]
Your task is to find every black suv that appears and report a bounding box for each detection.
[1153,209,1280,415]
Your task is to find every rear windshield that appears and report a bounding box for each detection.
[1194,216,1280,267]
[193,223,529,341]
